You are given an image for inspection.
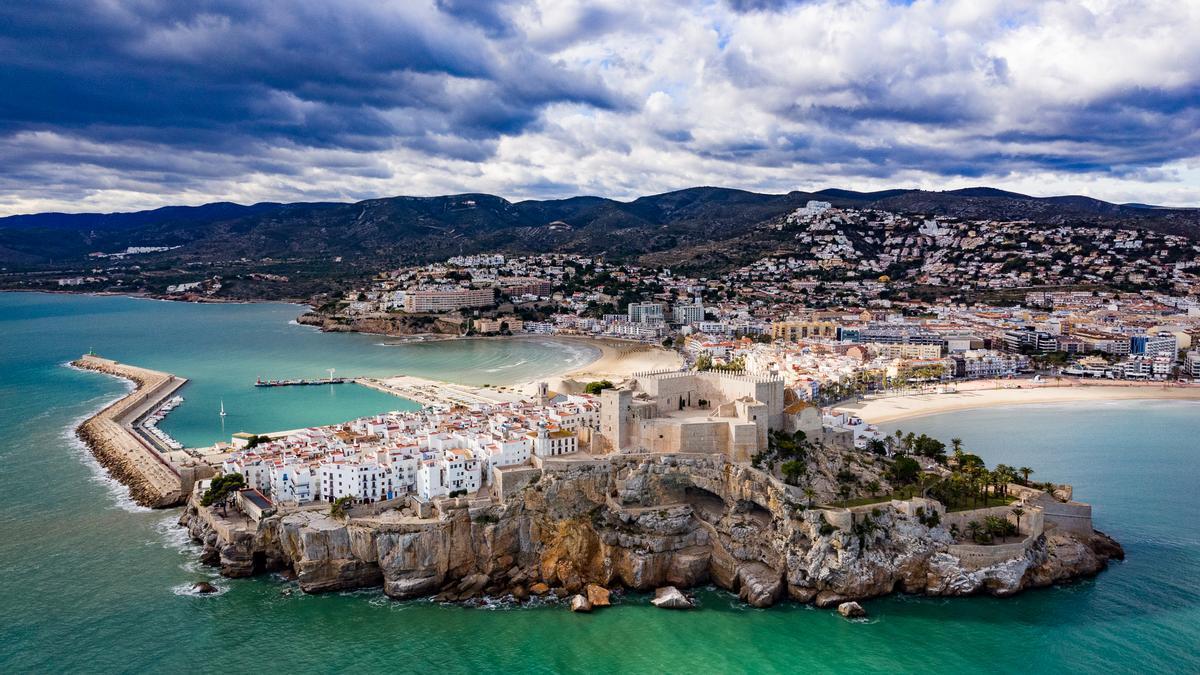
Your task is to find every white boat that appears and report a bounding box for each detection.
[220,400,227,417]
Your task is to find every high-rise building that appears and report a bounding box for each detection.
[627,302,666,324]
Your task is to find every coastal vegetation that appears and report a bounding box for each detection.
[329,496,353,520]
[584,380,614,395]
[200,473,245,510]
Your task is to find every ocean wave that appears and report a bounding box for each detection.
[152,514,198,554]
[172,582,229,598]
[60,404,151,515]
[483,359,528,373]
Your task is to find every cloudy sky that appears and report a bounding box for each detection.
[1,0,1199,215]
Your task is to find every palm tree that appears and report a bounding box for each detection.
[994,465,1016,498]
[803,487,816,508]
[866,480,881,498]
[1011,507,1025,537]
[1018,466,1034,484]
[966,520,982,543]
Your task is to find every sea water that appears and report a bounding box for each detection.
[1,292,1197,673]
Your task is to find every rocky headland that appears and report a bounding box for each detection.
[181,452,1122,609]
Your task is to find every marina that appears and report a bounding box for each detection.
[137,394,186,451]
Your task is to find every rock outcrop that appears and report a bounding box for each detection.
[837,601,867,618]
[651,586,694,610]
[180,453,1123,609]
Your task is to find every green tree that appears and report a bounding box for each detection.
[583,380,614,395]
[780,460,806,486]
[200,473,246,509]
[888,456,921,485]
[329,496,353,519]
[865,438,887,455]
[1018,466,1034,483]
[837,483,852,505]
[802,487,816,508]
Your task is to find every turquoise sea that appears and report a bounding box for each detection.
[1,292,1198,673]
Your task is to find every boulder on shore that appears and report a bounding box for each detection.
[651,586,693,610]
[511,585,529,602]
[569,594,593,612]
[191,581,218,594]
[837,601,867,619]
[586,584,611,607]
[529,582,551,596]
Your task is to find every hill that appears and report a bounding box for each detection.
[1,186,1196,271]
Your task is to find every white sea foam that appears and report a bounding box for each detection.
[60,401,152,514]
[172,582,229,598]
[152,514,198,553]
[483,359,528,373]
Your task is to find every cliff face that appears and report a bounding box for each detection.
[180,454,1123,607]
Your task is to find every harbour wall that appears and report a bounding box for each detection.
[72,355,211,508]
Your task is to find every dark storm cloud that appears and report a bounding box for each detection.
[0,0,620,158]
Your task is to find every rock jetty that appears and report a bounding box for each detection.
[180,452,1122,609]
[72,355,211,508]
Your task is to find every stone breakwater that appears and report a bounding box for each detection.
[72,355,197,508]
[180,453,1123,608]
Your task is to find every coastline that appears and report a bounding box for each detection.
[837,379,1200,424]
[503,334,683,396]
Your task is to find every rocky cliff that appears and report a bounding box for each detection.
[180,454,1122,608]
[295,311,463,337]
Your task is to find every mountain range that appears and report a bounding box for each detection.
[2,187,1196,270]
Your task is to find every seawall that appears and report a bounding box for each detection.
[72,355,206,508]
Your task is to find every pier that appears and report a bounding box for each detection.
[72,355,214,508]
[255,376,351,387]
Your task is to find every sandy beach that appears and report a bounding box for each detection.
[500,335,683,396]
[555,336,683,382]
[837,378,1200,424]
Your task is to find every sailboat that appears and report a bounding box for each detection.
[219,400,227,417]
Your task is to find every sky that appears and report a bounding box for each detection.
[1,0,1199,216]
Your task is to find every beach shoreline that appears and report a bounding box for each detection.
[837,379,1200,424]
[516,335,683,392]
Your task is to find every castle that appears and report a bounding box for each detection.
[596,370,788,461]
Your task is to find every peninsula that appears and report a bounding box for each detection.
[168,366,1122,612]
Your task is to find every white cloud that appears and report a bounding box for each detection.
[1,0,1199,215]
